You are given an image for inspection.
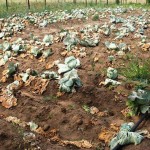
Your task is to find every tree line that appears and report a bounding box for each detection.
[5,0,149,10]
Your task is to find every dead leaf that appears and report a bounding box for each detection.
[5,116,27,127]
[0,70,8,82]
[56,92,65,97]
[0,76,7,83]
[90,106,99,114]
[94,56,99,62]
[0,94,17,108]
[62,140,92,149]
[98,129,116,143]
[61,51,68,57]
[25,76,36,86]
[141,43,150,51]
[45,62,54,69]
[38,57,45,62]
[20,53,28,58]
[0,80,22,108]
[110,124,119,131]
[35,127,46,135]
[97,111,108,117]
[121,107,130,117]
[34,78,49,94]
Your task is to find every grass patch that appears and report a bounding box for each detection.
[92,13,99,21]
[43,95,57,102]
[0,2,150,18]
[121,59,150,83]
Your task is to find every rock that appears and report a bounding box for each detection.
[76,119,83,125]
[43,124,50,131]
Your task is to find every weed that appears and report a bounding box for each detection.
[43,95,57,102]
[67,104,76,110]
[125,53,134,60]
[121,59,150,83]
[82,105,90,113]
[92,14,99,21]
[47,113,53,119]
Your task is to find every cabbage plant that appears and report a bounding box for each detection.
[58,56,80,74]
[107,67,118,80]
[59,69,82,92]
[127,89,150,115]
[109,122,144,150]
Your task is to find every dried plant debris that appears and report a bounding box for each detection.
[109,122,144,150]
[127,89,150,115]
[25,76,49,94]
[20,68,38,82]
[0,80,22,108]
[99,124,119,143]
[141,43,150,51]
[4,116,45,135]
[62,140,92,149]
[1,62,18,82]
[59,69,82,93]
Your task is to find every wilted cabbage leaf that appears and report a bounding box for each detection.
[104,78,121,86]
[110,15,124,24]
[109,122,144,150]
[8,62,18,77]
[108,56,115,62]
[127,89,150,115]
[0,51,12,66]
[105,41,118,50]
[63,33,79,51]
[0,32,5,39]
[41,71,59,80]
[2,41,11,51]
[58,56,80,74]
[28,122,38,131]
[39,20,48,27]
[107,67,118,80]
[12,44,24,54]
[59,69,82,92]
[20,69,38,82]
[31,47,42,57]
[43,49,53,58]
[43,34,53,46]
[118,43,128,51]
[80,37,99,47]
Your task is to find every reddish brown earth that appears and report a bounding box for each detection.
[0,9,150,150]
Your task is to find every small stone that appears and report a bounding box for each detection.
[90,106,99,114]
[76,119,83,125]
[61,107,67,113]
[43,124,50,131]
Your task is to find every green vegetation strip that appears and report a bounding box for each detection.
[0,2,150,18]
